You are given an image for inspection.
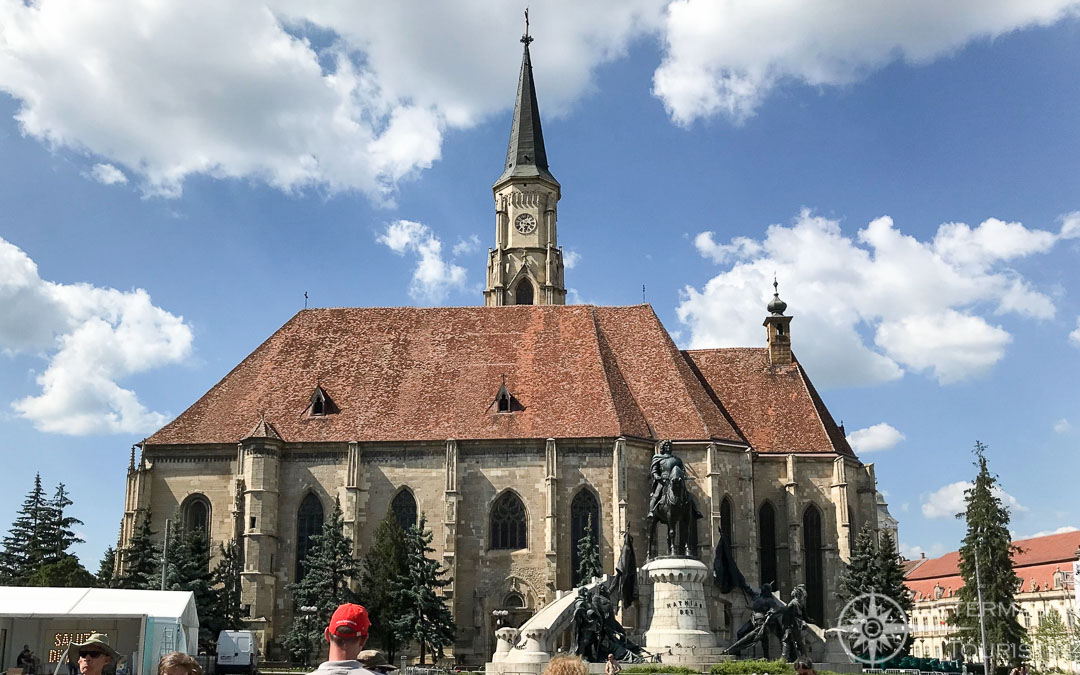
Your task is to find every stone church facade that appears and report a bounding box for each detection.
[118,35,891,664]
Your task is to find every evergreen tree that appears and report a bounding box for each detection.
[875,532,914,661]
[838,525,881,602]
[0,473,50,584]
[40,483,84,565]
[212,540,244,632]
[162,515,218,649]
[875,533,913,616]
[359,513,409,659]
[117,508,162,590]
[575,514,602,586]
[283,499,361,665]
[27,554,95,587]
[96,546,118,587]
[391,514,456,665]
[950,442,1025,667]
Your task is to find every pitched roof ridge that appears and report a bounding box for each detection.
[589,306,651,438]
[245,415,283,441]
[145,310,306,444]
[680,349,750,446]
[684,346,767,354]
[642,304,730,441]
[791,353,855,456]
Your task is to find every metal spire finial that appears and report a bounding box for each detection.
[521,8,533,46]
[768,274,788,316]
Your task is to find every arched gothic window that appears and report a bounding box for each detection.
[490,492,527,550]
[391,490,418,531]
[759,502,778,591]
[570,489,601,586]
[720,496,734,544]
[295,494,325,582]
[803,504,825,625]
[847,506,857,555]
[515,280,534,305]
[182,494,211,533]
[504,592,526,609]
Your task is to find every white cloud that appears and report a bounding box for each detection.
[0,237,192,434]
[89,163,127,185]
[1053,418,1071,434]
[452,234,481,257]
[1060,211,1080,240]
[693,232,761,264]
[653,1,1080,124]
[847,423,905,453]
[678,210,1071,387]
[922,480,1028,519]
[1016,525,1079,539]
[0,1,665,199]
[922,481,970,520]
[377,220,466,302]
[1070,317,1080,348]
[563,249,581,270]
[901,542,946,559]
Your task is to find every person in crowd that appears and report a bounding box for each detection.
[306,603,376,675]
[604,653,621,675]
[158,652,203,675]
[544,655,587,675]
[794,657,818,675]
[71,634,119,675]
[17,645,35,674]
[67,646,80,675]
[357,650,397,674]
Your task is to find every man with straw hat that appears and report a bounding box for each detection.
[70,634,119,675]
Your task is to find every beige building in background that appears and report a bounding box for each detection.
[119,36,894,664]
[904,530,1080,672]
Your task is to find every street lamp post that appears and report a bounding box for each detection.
[974,546,991,675]
[160,518,171,591]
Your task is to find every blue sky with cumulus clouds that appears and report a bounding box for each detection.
[1,1,1078,568]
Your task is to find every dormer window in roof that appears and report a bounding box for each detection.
[308,385,338,417]
[493,382,523,413]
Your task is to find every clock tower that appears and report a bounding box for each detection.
[484,27,566,306]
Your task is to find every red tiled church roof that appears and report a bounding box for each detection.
[145,304,858,453]
[904,530,1080,600]
[684,348,855,455]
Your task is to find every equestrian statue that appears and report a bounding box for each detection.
[645,440,703,557]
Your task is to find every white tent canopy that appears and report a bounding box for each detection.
[0,588,197,624]
[0,587,199,675]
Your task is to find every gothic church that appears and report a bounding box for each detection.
[119,34,894,664]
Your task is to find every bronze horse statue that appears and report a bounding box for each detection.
[645,463,700,557]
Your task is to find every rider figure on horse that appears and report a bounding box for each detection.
[647,441,680,521]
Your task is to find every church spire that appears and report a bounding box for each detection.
[484,17,566,307]
[494,12,558,189]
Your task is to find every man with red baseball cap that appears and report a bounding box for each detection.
[307,604,376,675]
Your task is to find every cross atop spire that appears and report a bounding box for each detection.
[494,11,558,189]
[521,8,533,46]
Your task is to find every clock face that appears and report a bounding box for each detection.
[514,212,537,234]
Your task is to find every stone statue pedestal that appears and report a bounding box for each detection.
[641,556,719,652]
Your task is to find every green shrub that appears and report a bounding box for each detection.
[622,666,698,674]
[709,659,795,675]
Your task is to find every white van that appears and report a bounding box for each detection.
[216,630,259,675]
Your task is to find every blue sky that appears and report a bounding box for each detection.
[0,2,1078,570]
